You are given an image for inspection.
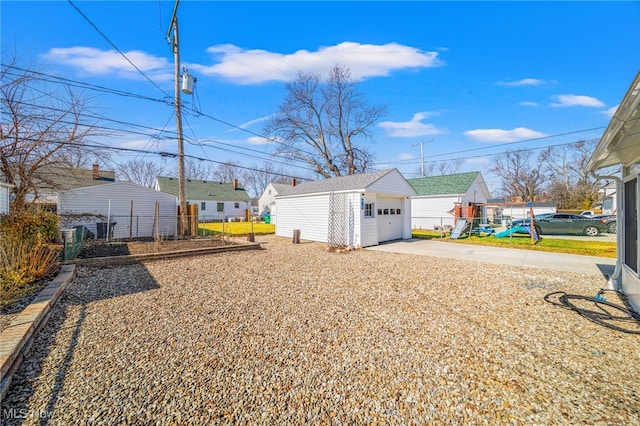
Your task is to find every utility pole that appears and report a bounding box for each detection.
[167,0,188,235]
[412,139,432,177]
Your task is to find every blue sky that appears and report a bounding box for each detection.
[2,1,639,191]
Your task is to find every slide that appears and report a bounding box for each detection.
[493,225,532,238]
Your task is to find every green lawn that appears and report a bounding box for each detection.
[411,229,616,258]
[199,221,275,236]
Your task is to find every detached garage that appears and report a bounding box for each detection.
[57,182,178,239]
[275,169,417,248]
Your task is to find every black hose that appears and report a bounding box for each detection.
[544,289,640,334]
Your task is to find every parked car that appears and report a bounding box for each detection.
[592,214,616,233]
[510,213,554,227]
[522,213,609,236]
[579,210,596,217]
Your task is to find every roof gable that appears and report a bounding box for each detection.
[156,176,251,202]
[408,172,480,196]
[33,165,116,192]
[278,169,414,197]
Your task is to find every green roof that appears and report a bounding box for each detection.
[156,176,251,202]
[407,172,480,196]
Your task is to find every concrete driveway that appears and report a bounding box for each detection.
[367,238,616,277]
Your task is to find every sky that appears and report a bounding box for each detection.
[2,0,640,194]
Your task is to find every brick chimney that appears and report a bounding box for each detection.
[92,163,99,180]
[233,178,238,190]
[291,178,296,187]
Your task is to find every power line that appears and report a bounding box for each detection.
[67,0,171,99]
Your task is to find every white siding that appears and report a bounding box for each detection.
[0,183,11,214]
[411,195,458,229]
[197,200,250,222]
[460,177,489,205]
[58,182,177,238]
[361,194,378,247]
[258,183,278,217]
[368,169,417,196]
[275,194,330,242]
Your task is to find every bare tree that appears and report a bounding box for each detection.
[184,158,213,180]
[264,64,387,178]
[489,149,546,202]
[116,159,164,188]
[211,161,239,183]
[241,162,289,198]
[421,159,464,177]
[1,60,106,211]
[540,139,600,209]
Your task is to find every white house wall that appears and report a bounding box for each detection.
[368,169,417,196]
[361,194,378,247]
[461,177,489,205]
[411,195,458,230]
[0,184,10,214]
[58,183,177,238]
[196,200,250,222]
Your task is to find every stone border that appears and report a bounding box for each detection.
[68,241,263,267]
[0,264,76,400]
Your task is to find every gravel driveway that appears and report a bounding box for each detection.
[2,235,638,424]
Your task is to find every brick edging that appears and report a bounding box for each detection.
[0,264,76,400]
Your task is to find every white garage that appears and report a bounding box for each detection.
[275,169,417,248]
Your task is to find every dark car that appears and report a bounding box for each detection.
[592,214,616,233]
[530,213,609,236]
[510,213,553,227]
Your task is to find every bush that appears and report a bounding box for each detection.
[0,210,61,308]
[0,209,59,243]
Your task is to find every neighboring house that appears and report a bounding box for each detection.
[599,182,617,215]
[0,181,13,214]
[491,201,557,224]
[407,172,491,230]
[57,181,178,239]
[587,70,640,312]
[258,182,291,224]
[155,176,251,222]
[275,169,417,248]
[32,163,116,207]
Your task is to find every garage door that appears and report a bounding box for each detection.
[377,197,403,242]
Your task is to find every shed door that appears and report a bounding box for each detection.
[377,197,403,242]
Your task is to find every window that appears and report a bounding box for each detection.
[383,208,389,215]
[390,208,396,215]
[364,203,374,217]
[200,202,206,211]
[234,202,240,209]
[217,202,224,212]
[378,209,382,216]
[396,208,401,215]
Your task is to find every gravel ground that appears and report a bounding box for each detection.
[2,235,638,425]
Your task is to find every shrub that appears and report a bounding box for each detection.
[0,209,59,243]
[0,210,61,308]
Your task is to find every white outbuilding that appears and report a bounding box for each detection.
[275,169,417,247]
[57,181,178,239]
[0,181,13,214]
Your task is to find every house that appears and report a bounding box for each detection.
[587,70,640,312]
[32,163,116,208]
[407,172,491,230]
[155,176,251,222]
[488,200,557,225]
[274,169,417,248]
[0,181,13,214]
[57,181,178,239]
[258,182,291,224]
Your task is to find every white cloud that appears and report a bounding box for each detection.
[464,127,547,143]
[602,105,618,118]
[192,42,443,84]
[519,101,539,107]
[378,112,446,137]
[398,153,414,160]
[40,47,172,80]
[551,94,605,108]
[496,78,545,87]
[246,136,274,145]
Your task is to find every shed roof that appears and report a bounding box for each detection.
[156,176,251,202]
[278,169,400,197]
[408,172,480,196]
[33,165,115,193]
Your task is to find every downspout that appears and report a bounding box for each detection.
[591,171,623,290]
